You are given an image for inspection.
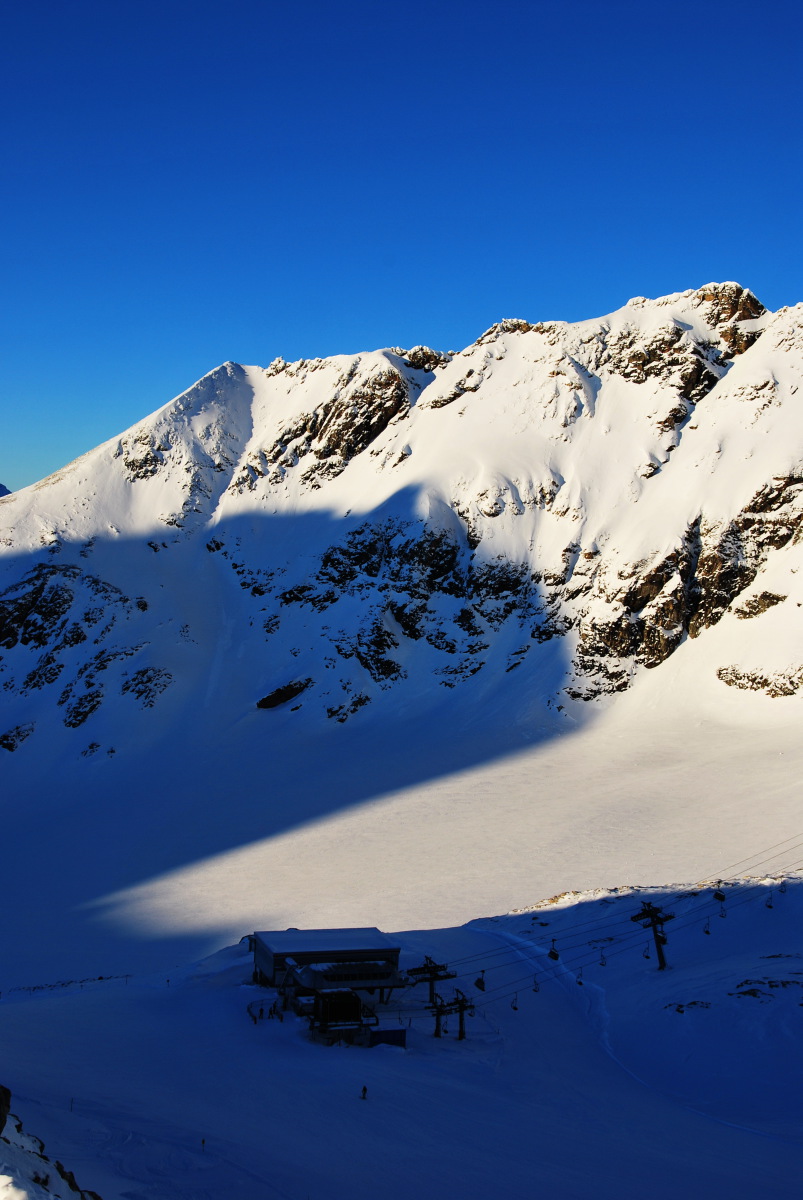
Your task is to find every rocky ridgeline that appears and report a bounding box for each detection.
[233,357,413,491]
[1,282,802,750]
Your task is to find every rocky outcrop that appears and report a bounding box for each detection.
[600,320,723,404]
[695,282,765,326]
[257,679,314,708]
[688,474,803,636]
[0,565,131,653]
[734,591,787,619]
[0,722,36,752]
[717,664,803,697]
[233,362,410,491]
[570,470,803,695]
[400,346,452,372]
[121,667,173,708]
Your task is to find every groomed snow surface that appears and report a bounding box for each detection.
[3,871,802,1200]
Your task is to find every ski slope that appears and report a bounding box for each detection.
[2,872,802,1199]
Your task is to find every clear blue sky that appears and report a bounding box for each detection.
[3,0,802,491]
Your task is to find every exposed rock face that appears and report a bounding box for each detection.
[257,679,314,708]
[232,361,410,491]
[0,564,146,728]
[717,664,803,697]
[0,722,35,751]
[734,591,787,619]
[688,475,803,635]
[696,282,765,326]
[401,345,452,372]
[121,667,173,708]
[571,469,803,693]
[601,320,723,404]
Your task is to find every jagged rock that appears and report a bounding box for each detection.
[402,346,451,371]
[121,668,173,708]
[717,665,803,697]
[696,282,766,326]
[353,617,403,684]
[120,429,170,480]
[0,566,76,650]
[601,320,722,404]
[63,689,103,728]
[326,692,370,722]
[23,651,64,692]
[0,723,35,751]
[233,362,410,491]
[688,475,803,637]
[474,318,540,345]
[428,367,484,409]
[257,679,314,708]
[734,591,787,619]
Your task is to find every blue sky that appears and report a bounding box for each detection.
[3,0,802,491]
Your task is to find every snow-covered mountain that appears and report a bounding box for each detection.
[2,283,803,1198]
[2,282,801,750]
[1,281,802,986]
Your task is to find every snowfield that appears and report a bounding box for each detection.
[1,282,802,1196]
[2,876,802,1199]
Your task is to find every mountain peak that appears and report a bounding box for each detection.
[1,283,801,760]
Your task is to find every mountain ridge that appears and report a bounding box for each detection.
[2,282,801,757]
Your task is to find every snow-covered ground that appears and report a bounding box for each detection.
[3,873,802,1199]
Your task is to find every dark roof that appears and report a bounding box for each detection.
[254,927,400,955]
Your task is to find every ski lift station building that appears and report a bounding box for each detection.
[252,927,403,993]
